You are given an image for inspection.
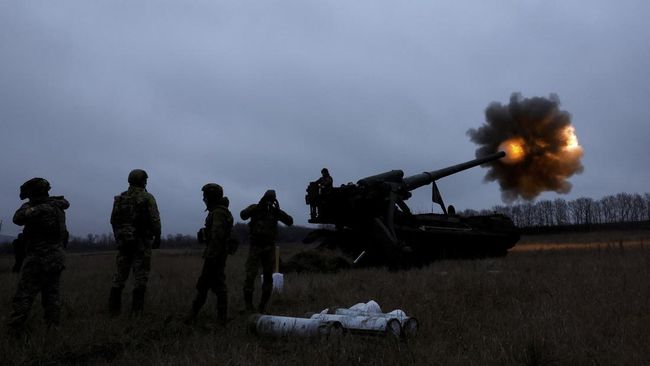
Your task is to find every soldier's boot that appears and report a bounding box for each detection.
[184,292,207,325]
[108,287,123,317]
[258,288,272,314]
[44,310,61,331]
[244,290,254,313]
[131,287,146,316]
[216,294,228,326]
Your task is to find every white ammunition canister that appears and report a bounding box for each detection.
[334,308,419,339]
[348,300,382,313]
[309,313,401,338]
[249,314,342,338]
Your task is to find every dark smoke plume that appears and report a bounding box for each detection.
[467,93,584,202]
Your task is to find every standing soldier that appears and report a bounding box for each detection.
[185,184,234,325]
[240,190,293,313]
[108,169,161,317]
[7,178,69,335]
[316,168,333,192]
[307,168,333,219]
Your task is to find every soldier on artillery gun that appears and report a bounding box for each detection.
[306,168,333,219]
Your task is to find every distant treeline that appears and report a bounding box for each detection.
[459,192,650,230]
[3,192,649,253]
[0,223,313,254]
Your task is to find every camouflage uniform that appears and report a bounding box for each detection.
[8,178,69,332]
[241,190,293,313]
[309,168,333,218]
[316,168,333,192]
[187,186,234,324]
[109,170,161,316]
[12,233,26,273]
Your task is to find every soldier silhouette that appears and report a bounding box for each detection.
[108,169,161,317]
[240,190,293,313]
[8,178,69,335]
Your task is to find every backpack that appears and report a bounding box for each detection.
[36,199,69,246]
[112,192,148,245]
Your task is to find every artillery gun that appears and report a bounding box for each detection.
[304,151,519,268]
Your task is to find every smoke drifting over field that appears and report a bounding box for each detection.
[467,93,584,202]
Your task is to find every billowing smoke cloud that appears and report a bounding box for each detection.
[467,93,584,202]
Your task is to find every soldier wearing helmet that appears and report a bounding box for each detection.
[316,168,333,192]
[307,168,333,219]
[185,183,235,325]
[108,169,161,317]
[240,190,293,313]
[8,178,69,335]
[128,169,148,186]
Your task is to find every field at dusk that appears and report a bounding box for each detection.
[3,3,650,365]
[1,231,648,366]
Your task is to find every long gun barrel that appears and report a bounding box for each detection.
[402,151,506,192]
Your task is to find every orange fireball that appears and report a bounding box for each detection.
[563,126,581,151]
[498,137,526,164]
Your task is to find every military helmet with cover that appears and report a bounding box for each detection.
[202,183,224,200]
[128,169,148,187]
[19,177,51,200]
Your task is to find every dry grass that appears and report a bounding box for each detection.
[1,235,649,365]
[518,229,650,245]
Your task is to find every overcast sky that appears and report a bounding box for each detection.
[1,1,649,237]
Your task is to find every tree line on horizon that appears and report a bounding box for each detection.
[459,192,650,228]
[0,223,313,254]
[2,191,649,253]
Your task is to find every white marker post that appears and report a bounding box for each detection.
[262,245,284,293]
[272,245,284,293]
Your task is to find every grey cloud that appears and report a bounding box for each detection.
[1,1,649,236]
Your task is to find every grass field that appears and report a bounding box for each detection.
[1,232,649,365]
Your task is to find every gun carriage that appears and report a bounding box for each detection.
[305,151,519,267]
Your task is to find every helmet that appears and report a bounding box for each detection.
[128,169,148,187]
[321,168,329,175]
[202,183,223,200]
[19,177,51,200]
[261,189,276,202]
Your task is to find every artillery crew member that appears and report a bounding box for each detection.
[241,190,293,313]
[186,184,235,325]
[316,168,333,192]
[8,178,69,334]
[109,169,161,317]
[307,168,333,218]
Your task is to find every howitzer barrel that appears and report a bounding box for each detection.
[358,170,404,186]
[403,151,506,191]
